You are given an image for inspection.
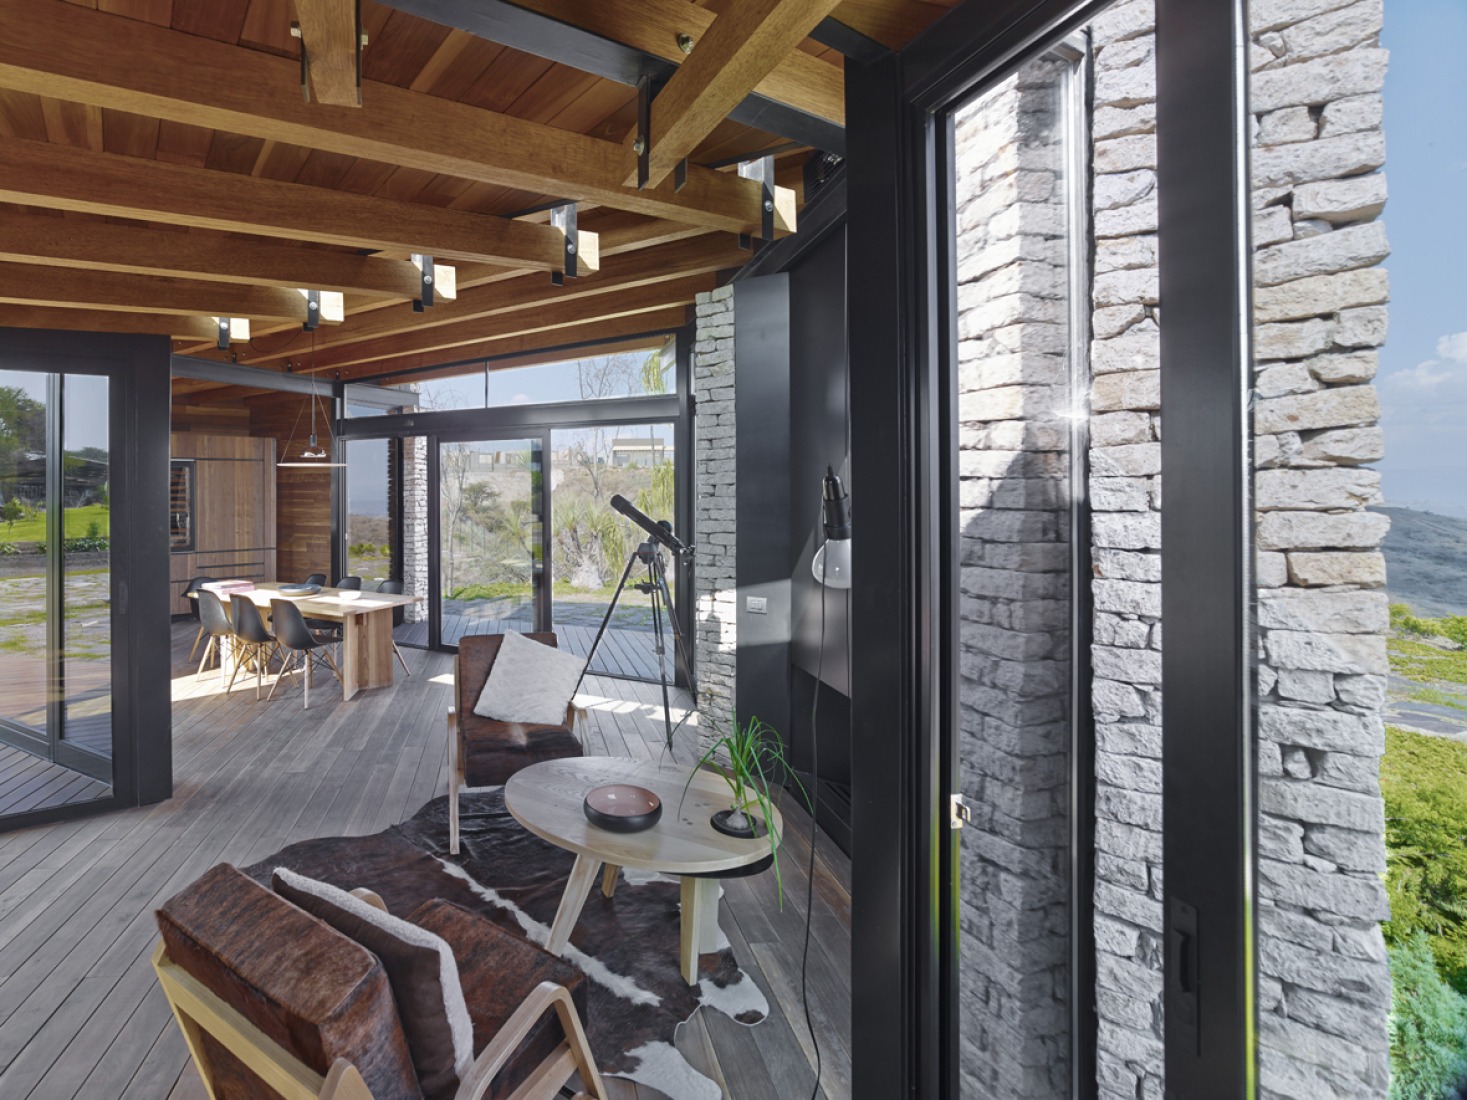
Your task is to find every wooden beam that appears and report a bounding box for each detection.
[630,0,844,188]
[0,1,795,236]
[0,262,329,321]
[279,273,716,375]
[0,136,597,274]
[237,234,746,367]
[501,0,843,130]
[0,211,438,298]
[0,304,219,339]
[341,310,686,384]
[293,0,360,108]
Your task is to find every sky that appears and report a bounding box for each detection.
[0,370,109,453]
[1374,0,1467,517]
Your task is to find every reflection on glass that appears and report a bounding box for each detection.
[550,422,677,680]
[439,438,542,644]
[0,371,51,738]
[347,438,395,584]
[62,374,111,759]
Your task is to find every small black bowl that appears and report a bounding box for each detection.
[279,583,321,596]
[584,784,662,833]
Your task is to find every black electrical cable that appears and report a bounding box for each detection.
[802,508,828,1100]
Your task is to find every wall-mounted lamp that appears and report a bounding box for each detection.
[811,466,851,589]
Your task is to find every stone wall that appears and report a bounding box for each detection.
[692,286,737,730]
[1086,5,1167,1098]
[1248,0,1392,1095]
[952,54,1076,1099]
[402,434,428,623]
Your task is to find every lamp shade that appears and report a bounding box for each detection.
[812,539,851,589]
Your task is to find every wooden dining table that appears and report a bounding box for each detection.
[195,582,422,700]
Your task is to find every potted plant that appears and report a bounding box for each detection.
[683,711,810,906]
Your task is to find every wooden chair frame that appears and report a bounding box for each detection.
[152,889,608,1100]
[447,650,587,856]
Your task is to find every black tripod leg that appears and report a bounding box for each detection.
[652,554,695,695]
[577,552,639,693]
[646,563,674,749]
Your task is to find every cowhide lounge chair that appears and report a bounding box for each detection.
[448,633,585,856]
[152,863,607,1100]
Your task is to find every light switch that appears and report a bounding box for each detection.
[746,596,768,614]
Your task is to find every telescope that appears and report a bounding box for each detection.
[609,494,691,556]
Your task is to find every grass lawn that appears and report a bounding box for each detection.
[0,504,110,546]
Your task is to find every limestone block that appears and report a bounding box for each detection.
[1301,426,1385,465]
[1094,512,1161,550]
[1249,49,1388,112]
[1276,669,1337,704]
[1260,816,1307,861]
[1274,0,1382,63]
[1253,131,1386,188]
[1333,306,1388,349]
[1258,859,1389,921]
[1253,268,1389,323]
[1304,825,1386,874]
[1094,549,1162,583]
[1095,304,1149,340]
[1091,411,1153,446]
[1254,385,1380,434]
[1264,630,1388,675]
[1091,369,1160,412]
[1255,467,1381,510]
[1293,217,1334,240]
[1095,64,1156,109]
[1091,444,1162,478]
[1314,751,1381,795]
[1258,510,1389,551]
[1255,319,1337,361]
[1258,551,1290,587]
[1092,325,1160,373]
[1096,198,1159,238]
[1255,363,1320,397]
[1095,881,1164,934]
[1254,223,1390,287]
[1095,170,1157,211]
[1254,205,1295,248]
[1092,0,1155,46]
[1094,103,1157,141]
[1260,779,1384,833]
[1094,579,1162,617]
[1286,551,1386,587]
[1319,94,1384,139]
[1285,984,1390,1046]
[1257,589,1389,633]
[1092,477,1154,512]
[1096,236,1158,274]
[1257,106,1316,145]
[1306,350,1378,384]
[1292,174,1387,223]
[1252,0,1365,34]
[1096,135,1157,175]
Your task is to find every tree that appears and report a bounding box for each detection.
[1,497,22,532]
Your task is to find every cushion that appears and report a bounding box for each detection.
[472,630,586,727]
[461,724,583,788]
[408,899,589,1100]
[272,867,473,1100]
[155,864,422,1100]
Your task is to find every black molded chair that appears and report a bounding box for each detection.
[375,579,411,678]
[303,573,327,586]
[303,573,338,637]
[194,589,234,682]
[227,595,277,700]
[184,576,218,661]
[267,599,342,710]
[336,576,362,590]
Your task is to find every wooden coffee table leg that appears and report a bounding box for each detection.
[601,863,620,898]
[546,853,601,955]
[679,877,721,985]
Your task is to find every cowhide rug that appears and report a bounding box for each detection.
[245,789,767,1099]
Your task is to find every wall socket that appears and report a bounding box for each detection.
[745,596,768,614]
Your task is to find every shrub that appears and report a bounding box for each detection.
[1384,727,1467,994]
[0,542,17,556]
[1390,931,1467,1100]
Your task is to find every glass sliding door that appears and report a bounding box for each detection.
[550,422,678,679]
[435,436,545,646]
[345,436,396,586]
[0,369,113,818]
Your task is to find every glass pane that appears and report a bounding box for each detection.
[952,51,1077,1097]
[61,374,111,763]
[0,370,51,737]
[346,437,395,585]
[439,438,541,645]
[550,422,678,680]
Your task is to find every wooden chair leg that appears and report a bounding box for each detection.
[448,722,461,856]
[188,624,206,662]
[196,636,215,679]
[601,864,620,898]
[391,640,411,677]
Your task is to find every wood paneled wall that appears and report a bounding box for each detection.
[168,432,276,613]
[244,391,333,584]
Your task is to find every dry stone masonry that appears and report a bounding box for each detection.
[952,54,1077,1099]
[402,435,428,623]
[692,286,737,738]
[1248,0,1392,1095]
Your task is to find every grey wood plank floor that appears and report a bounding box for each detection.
[0,744,110,818]
[0,624,851,1100]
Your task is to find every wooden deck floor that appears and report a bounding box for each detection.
[0,744,110,818]
[0,623,851,1099]
[395,617,668,682]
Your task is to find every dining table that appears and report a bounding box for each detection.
[195,581,422,700]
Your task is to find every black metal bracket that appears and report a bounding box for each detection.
[549,202,578,283]
[738,154,777,241]
[411,253,435,312]
[302,290,322,332]
[634,72,669,191]
[674,158,688,192]
[215,318,231,351]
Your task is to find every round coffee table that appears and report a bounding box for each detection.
[504,756,782,985]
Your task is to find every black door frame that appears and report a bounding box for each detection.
[847,0,1254,1095]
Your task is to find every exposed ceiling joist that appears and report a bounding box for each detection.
[385,0,844,152]
[0,262,336,322]
[0,211,438,298]
[0,305,220,340]
[289,273,716,376]
[0,1,795,236]
[630,0,845,189]
[292,0,361,108]
[234,234,746,368]
[0,136,598,274]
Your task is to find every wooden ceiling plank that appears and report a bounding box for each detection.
[0,208,432,297]
[0,135,599,273]
[631,0,843,189]
[0,303,220,339]
[292,0,361,107]
[0,260,322,320]
[0,0,793,235]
